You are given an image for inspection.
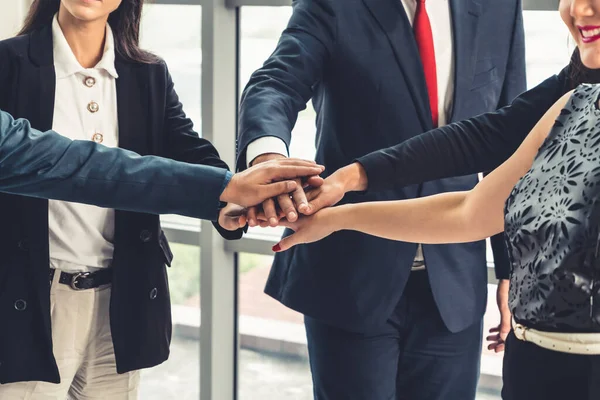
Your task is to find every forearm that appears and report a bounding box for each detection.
[334,191,492,244]
[0,112,228,220]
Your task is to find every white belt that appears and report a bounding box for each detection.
[513,319,600,355]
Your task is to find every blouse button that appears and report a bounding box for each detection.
[91,133,104,144]
[87,101,99,113]
[84,76,96,88]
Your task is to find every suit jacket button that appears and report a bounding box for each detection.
[14,299,27,311]
[149,288,158,300]
[17,240,28,251]
[140,230,153,243]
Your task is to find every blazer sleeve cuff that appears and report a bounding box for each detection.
[353,152,390,194]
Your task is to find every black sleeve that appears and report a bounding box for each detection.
[356,68,570,192]
[163,64,244,240]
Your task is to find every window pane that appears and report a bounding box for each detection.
[524,11,572,89]
[140,242,201,399]
[140,3,202,229]
[139,7,202,396]
[238,252,312,399]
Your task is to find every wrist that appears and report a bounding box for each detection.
[326,204,352,232]
[251,153,286,167]
[219,174,236,203]
[337,163,368,192]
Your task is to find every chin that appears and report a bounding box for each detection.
[68,7,106,22]
[62,0,109,22]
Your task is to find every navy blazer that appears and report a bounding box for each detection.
[237,0,526,333]
[0,26,239,384]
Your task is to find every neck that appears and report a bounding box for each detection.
[57,6,108,68]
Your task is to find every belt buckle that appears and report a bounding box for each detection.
[70,272,91,290]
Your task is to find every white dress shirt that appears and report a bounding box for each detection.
[49,15,119,272]
[245,0,454,166]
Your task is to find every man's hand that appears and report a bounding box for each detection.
[303,162,368,215]
[220,158,324,207]
[486,279,511,353]
[218,203,247,231]
[247,153,323,227]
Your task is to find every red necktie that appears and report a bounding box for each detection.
[414,0,438,127]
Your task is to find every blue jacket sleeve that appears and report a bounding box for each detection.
[0,109,229,221]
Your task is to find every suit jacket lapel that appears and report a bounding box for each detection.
[113,60,149,241]
[21,27,54,323]
[448,0,481,122]
[25,25,55,130]
[23,26,54,232]
[115,60,150,155]
[361,0,431,130]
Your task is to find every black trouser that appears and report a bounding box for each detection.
[502,331,600,400]
[304,270,483,400]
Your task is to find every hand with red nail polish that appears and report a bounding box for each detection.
[273,207,341,252]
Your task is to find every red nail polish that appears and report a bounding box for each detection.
[272,244,281,252]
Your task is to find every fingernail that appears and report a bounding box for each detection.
[287,181,296,190]
[289,212,297,220]
[298,203,307,212]
[272,244,281,252]
[270,218,278,225]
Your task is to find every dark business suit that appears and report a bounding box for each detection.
[237,0,526,398]
[0,26,241,384]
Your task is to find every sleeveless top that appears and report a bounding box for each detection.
[505,84,600,332]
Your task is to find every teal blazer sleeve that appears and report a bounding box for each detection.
[0,109,229,221]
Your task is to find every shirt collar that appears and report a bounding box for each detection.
[52,14,119,80]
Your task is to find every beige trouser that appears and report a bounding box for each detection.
[0,270,140,400]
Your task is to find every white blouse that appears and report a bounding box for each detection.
[49,15,119,272]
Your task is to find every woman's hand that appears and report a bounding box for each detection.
[486,279,512,353]
[218,203,248,231]
[272,208,340,252]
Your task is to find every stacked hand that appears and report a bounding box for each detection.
[245,155,368,229]
[217,157,325,231]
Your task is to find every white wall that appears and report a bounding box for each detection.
[0,0,32,40]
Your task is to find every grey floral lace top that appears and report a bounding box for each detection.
[505,84,600,332]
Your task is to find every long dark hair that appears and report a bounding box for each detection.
[568,48,600,89]
[18,0,159,64]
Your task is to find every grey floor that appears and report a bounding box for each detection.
[139,335,501,400]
